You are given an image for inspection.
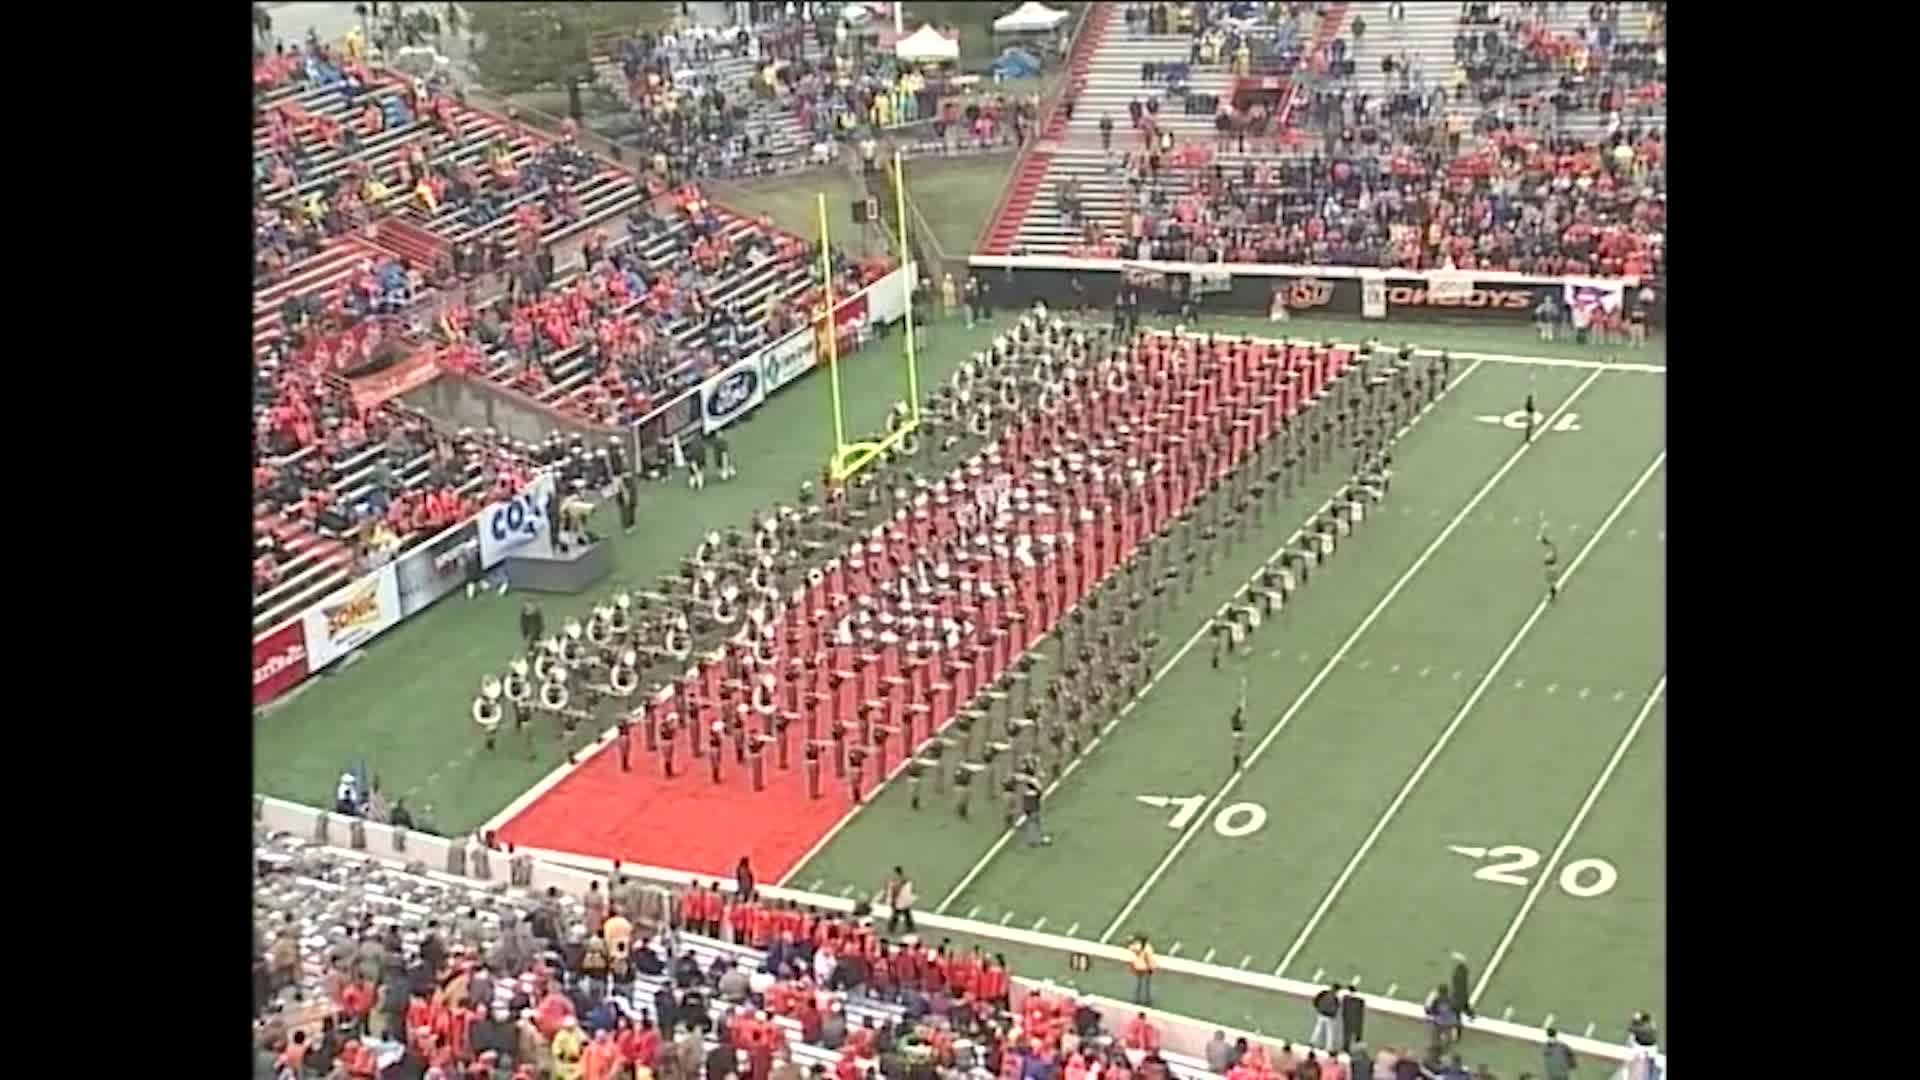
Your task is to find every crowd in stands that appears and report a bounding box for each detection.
[258,829,1601,1080]
[608,28,805,183]
[1450,2,1665,132]
[426,185,880,432]
[252,363,533,591]
[1063,1,1664,278]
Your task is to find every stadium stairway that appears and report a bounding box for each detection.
[980,151,1052,256]
[1040,2,1115,143]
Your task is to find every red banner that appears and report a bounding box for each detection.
[253,619,310,706]
[350,347,442,410]
[813,292,870,367]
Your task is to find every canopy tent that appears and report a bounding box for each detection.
[992,1,1070,33]
[894,24,960,62]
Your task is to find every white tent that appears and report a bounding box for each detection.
[993,1,1070,33]
[894,24,960,62]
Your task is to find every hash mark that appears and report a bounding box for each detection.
[966,905,982,919]
[1502,1005,1515,1021]
[1657,530,1666,543]
[1299,652,1311,663]
[1543,1013,1556,1029]
[1384,982,1399,997]
[1546,683,1558,695]
[1626,529,1638,539]
[1452,670,1463,681]
[1239,955,1253,969]
[1167,942,1183,956]
[1203,948,1217,964]
[1310,967,1324,982]
[1578,687,1590,699]
[1514,678,1526,689]
[1065,922,1080,936]
[999,911,1015,925]
[1388,663,1401,674]
[838,884,855,897]
[1032,917,1048,931]
[1612,689,1626,702]
[1357,658,1372,670]
[809,879,826,891]
[1418,666,1431,678]
[1584,1022,1596,1038]
[1511,516,1521,526]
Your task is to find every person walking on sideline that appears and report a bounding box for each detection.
[883,867,916,934]
[1126,935,1158,1005]
[1448,951,1476,1022]
[1541,1027,1577,1080]
[1309,983,1341,1050]
[1018,777,1051,845]
[520,600,544,649]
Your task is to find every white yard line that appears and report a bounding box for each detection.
[929,358,1490,912]
[1471,674,1666,1003]
[1096,366,1609,945]
[1272,448,1665,974]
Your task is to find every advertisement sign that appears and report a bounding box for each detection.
[1361,271,1387,319]
[478,472,557,569]
[1563,278,1625,327]
[253,619,310,706]
[759,328,817,394]
[815,292,871,365]
[700,356,767,434]
[1383,278,1536,316]
[301,563,403,672]
[863,263,914,325]
[397,520,481,617]
[1281,275,1339,312]
[349,347,442,410]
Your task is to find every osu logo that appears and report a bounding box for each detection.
[1388,286,1532,309]
[708,368,759,418]
[1288,277,1335,309]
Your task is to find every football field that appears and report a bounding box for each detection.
[785,336,1667,1046]
[255,310,1665,1060]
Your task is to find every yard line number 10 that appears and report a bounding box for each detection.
[1448,844,1619,899]
[1136,795,1267,837]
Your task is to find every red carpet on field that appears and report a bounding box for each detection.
[493,740,851,880]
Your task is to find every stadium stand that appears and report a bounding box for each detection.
[986,0,1665,280]
[250,31,892,625]
[254,828,1332,1080]
[590,22,824,175]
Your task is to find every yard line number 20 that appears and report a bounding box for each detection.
[1455,844,1619,899]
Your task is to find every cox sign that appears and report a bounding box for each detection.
[478,473,555,569]
[702,358,766,434]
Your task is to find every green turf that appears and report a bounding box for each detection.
[256,306,1663,1054]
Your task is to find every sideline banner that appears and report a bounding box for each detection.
[478,473,556,569]
[301,563,402,672]
[253,619,309,706]
[699,356,767,434]
[759,328,817,394]
[1360,271,1387,320]
[349,347,442,410]
[397,520,481,617]
[815,292,871,365]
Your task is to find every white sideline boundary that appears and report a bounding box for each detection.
[927,356,1490,911]
[1271,449,1666,972]
[1096,365,1609,945]
[1472,673,1668,1004]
